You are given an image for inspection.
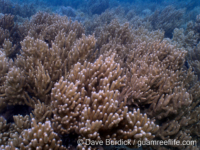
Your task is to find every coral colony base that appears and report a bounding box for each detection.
[0,0,200,149]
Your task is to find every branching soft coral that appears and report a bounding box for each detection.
[3,14,96,107]
[24,12,84,45]
[0,50,12,92]
[0,10,200,150]
[0,14,26,58]
[7,118,66,150]
[51,54,159,148]
[149,5,185,37]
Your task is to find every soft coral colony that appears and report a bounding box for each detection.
[0,12,200,150]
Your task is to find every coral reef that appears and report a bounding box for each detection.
[56,6,76,18]
[0,0,200,149]
[0,0,36,18]
[51,54,158,145]
[149,5,185,37]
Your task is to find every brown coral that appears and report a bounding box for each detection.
[16,118,66,150]
[51,54,159,147]
[0,9,200,150]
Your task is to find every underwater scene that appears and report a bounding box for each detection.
[1,0,200,149]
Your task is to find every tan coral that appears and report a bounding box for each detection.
[126,40,187,108]
[25,12,84,43]
[1,39,17,58]
[0,50,12,96]
[13,31,96,107]
[12,115,31,133]
[1,67,28,106]
[51,54,159,145]
[31,100,52,123]
[17,118,66,150]
[0,142,18,150]
[0,117,10,145]
[0,28,9,46]
[26,62,53,105]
